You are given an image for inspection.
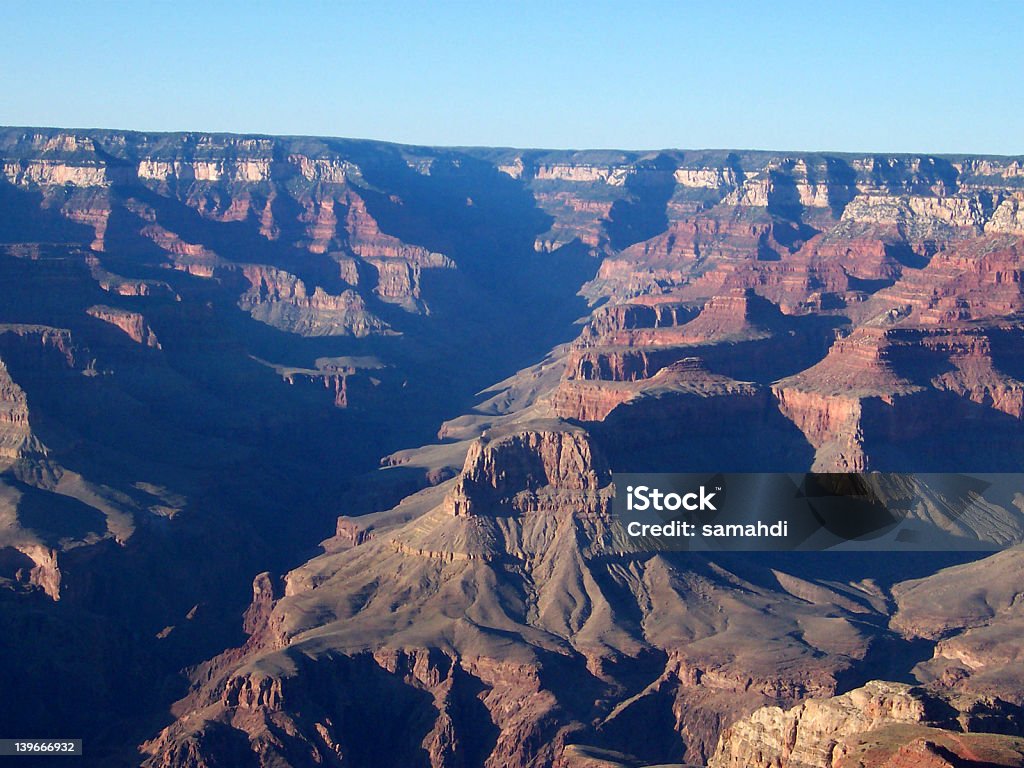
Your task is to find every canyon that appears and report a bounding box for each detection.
[1,128,1024,766]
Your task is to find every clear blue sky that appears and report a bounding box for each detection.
[4,1,1022,154]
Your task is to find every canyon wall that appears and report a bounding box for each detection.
[3,128,1024,767]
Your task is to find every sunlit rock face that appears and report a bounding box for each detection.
[4,128,1024,767]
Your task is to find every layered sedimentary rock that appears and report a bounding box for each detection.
[238,264,389,337]
[0,355,43,462]
[86,305,161,348]
[256,355,390,409]
[709,681,931,768]
[342,192,454,310]
[0,325,154,600]
[0,129,466,341]
[4,128,1024,767]
[143,424,895,767]
[774,320,1024,471]
[708,680,1024,768]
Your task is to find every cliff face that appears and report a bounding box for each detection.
[708,681,931,768]
[142,424,888,768]
[5,128,1024,767]
[519,147,1024,473]
[0,129,608,757]
[708,680,1024,768]
[0,127,604,602]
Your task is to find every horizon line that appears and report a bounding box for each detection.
[3,124,1023,161]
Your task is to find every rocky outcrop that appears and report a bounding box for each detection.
[343,193,454,309]
[673,290,778,343]
[987,194,1024,235]
[3,159,110,187]
[774,320,1024,470]
[583,301,696,342]
[550,380,641,421]
[141,416,891,767]
[0,356,43,462]
[239,264,389,337]
[0,325,159,601]
[86,305,161,348]
[138,157,272,184]
[709,678,1024,768]
[259,355,390,409]
[442,426,611,518]
[708,681,935,768]
[88,257,178,299]
[533,163,632,185]
[564,347,677,383]
[773,386,868,470]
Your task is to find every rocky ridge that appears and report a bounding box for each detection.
[143,424,891,767]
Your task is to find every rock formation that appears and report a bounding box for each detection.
[708,680,1024,768]
[2,128,1024,767]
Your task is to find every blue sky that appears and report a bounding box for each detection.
[4,1,1022,154]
